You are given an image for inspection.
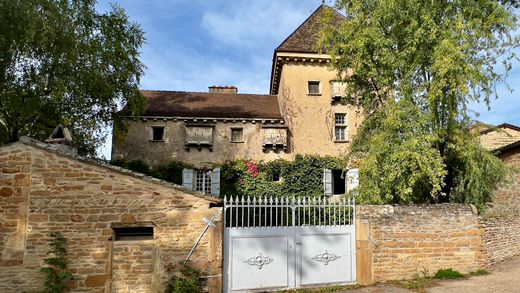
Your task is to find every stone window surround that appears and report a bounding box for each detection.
[230,127,244,143]
[334,113,348,143]
[149,125,165,142]
[111,222,155,241]
[307,80,321,96]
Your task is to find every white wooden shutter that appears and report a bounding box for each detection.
[323,168,332,196]
[182,168,194,190]
[346,168,359,192]
[211,168,221,196]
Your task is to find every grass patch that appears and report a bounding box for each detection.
[469,269,489,276]
[434,268,465,279]
[280,284,364,292]
[389,277,437,292]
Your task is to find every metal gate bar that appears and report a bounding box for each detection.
[224,196,355,228]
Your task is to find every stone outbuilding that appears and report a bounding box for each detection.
[0,137,222,292]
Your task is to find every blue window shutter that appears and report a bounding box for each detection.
[211,168,221,196]
[182,168,194,190]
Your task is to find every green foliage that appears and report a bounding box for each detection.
[110,159,193,185]
[447,130,507,209]
[0,0,146,155]
[155,161,194,185]
[163,262,201,293]
[126,160,152,175]
[469,269,489,276]
[37,232,72,293]
[220,155,348,198]
[319,0,515,209]
[434,268,464,279]
[351,100,446,204]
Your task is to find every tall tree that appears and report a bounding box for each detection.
[0,0,146,155]
[320,0,518,209]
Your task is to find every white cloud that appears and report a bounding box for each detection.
[201,1,314,49]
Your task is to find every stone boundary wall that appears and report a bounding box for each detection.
[0,142,223,293]
[478,147,520,266]
[356,204,486,283]
[479,216,520,266]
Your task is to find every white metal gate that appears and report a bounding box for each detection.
[223,196,356,292]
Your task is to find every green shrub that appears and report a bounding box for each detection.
[164,262,201,293]
[127,159,152,175]
[155,161,193,185]
[434,268,464,279]
[37,232,72,293]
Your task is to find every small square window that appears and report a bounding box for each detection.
[308,81,321,95]
[335,113,347,125]
[231,128,244,143]
[151,126,164,141]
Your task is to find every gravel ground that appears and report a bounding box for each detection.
[427,256,520,293]
[340,256,520,293]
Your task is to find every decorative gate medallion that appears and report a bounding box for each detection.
[311,250,341,265]
[243,252,274,269]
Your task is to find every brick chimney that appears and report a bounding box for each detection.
[208,85,238,94]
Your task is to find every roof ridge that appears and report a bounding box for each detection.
[140,89,276,97]
[275,4,345,53]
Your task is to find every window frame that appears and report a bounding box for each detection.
[111,222,155,241]
[230,127,244,143]
[307,80,322,96]
[149,125,165,142]
[334,113,348,142]
[272,171,282,182]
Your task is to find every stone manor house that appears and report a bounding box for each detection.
[112,5,361,197]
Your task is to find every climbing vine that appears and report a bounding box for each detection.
[220,155,348,198]
[111,155,348,198]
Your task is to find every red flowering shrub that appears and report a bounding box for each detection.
[246,161,259,178]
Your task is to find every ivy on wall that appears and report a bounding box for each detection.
[111,155,347,197]
[220,155,348,198]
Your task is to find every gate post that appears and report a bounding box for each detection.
[356,217,373,285]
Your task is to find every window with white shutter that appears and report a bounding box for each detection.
[182,169,194,190]
[323,169,332,196]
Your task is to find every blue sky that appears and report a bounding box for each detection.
[96,0,520,158]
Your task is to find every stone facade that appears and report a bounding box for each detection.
[276,53,362,157]
[356,204,485,283]
[0,139,222,293]
[478,124,520,151]
[114,120,291,167]
[112,5,363,168]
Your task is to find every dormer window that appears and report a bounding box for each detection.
[150,126,165,141]
[308,81,321,95]
[185,124,214,151]
[331,81,347,102]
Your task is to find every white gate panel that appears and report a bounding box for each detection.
[297,226,356,286]
[225,227,293,292]
[223,196,356,292]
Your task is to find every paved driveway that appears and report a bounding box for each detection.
[342,256,520,293]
